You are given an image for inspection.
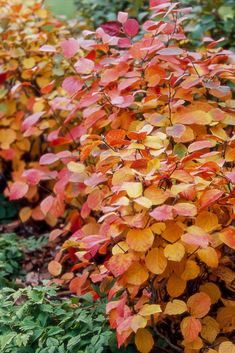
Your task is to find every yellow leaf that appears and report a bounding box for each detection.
[0,129,16,149]
[22,57,36,69]
[150,222,166,234]
[131,315,147,333]
[218,342,235,353]
[123,182,143,198]
[164,243,185,262]
[139,304,162,316]
[199,283,221,304]
[181,260,200,281]
[164,300,187,315]
[124,263,149,285]
[112,241,129,255]
[127,228,154,252]
[19,207,32,222]
[201,316,219,343]
[135,328,154,353]
[67,161,85,173]
[145,247,167,274]
[135,197,152,209]
[195,211,219,232]
[143,135,163,149]
[167,274,186,297]
[197,247,218,268]
[144,186,169,205]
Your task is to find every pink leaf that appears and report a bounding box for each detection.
[166,124,186,138]
[39,45,56,52]
[41,195,54,216]
[74,58,94,75]
[62,76,83,95]
[23,169,44,185]
[117,11,128,24]
[150,205,174,221]
[124,19,139,37]
[22,111,45,131]
[188,140,214,153]
[174,203,197,217]
[39,153,59,165]
[157,47,184,56]
[61,38,79,58]
[9,182,29,200]
[225,172,235,183]
[181,228,211,248]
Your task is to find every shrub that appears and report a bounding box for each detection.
[0,285,136,353]
[6,0,235,352]
[0,0,76,226]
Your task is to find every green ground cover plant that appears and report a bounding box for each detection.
[0,285,137,353]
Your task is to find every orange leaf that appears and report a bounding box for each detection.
[124,262,148,285]
[219,227,235,249]
[167,274,186,297]
[126,228,154,252]
[198,189,224,210]
[187,292,211,318]
[135,328,154,353]
[145,247,167,274]
[48,260,62,277]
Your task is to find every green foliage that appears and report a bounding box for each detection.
[0,285,136,353]
[75,0,148,27]
[0,233,48,287]
[183,0,235,49]
[0,194,19,223]
[45,0,77,19]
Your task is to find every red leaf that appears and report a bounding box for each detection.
[100,21,122,36]
[124,19,139,37]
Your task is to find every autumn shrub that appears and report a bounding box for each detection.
[6,0,235,352]
[0,0,79,225]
